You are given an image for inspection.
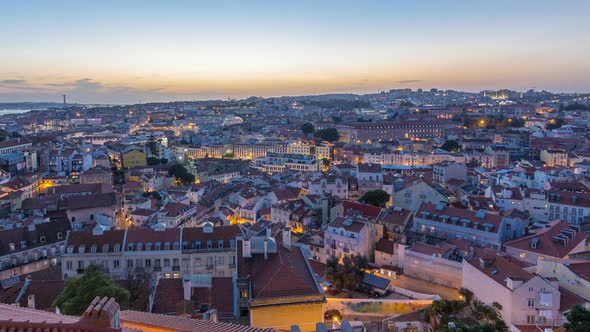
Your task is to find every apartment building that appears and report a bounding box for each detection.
[432,160,466,184]
[413,203,526,249]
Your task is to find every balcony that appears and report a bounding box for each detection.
[206,265,214,270]
[343,248,350,253]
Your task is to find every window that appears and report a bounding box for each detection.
[240,289,249,299]
[173,258,179,267]
[145,259,151,267]
[90,214,94,220]
[20,241,26,248]
[207,240,213,249]
[71,217,76,222]
[113,260,120,268]
[526,315,535,324]
[9,242,15,251]
[173,272,180,279]
[66,261,73,270]
[164,259,170,267]
[127,260,133,268]
[40,236,46,243]
[527,298,535,308]
[529,287,534,292]
[154,259,161,268]
[78,261,85,270]
[230,239,235,248]
[520,252,526,259]
[218,240,224,248]
[57,232,63,239]
[146,243,152,251]
[217,256,225,265]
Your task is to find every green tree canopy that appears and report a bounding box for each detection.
[565,305,590,332]
[314,128,340,142]
[53,264,130,315]
[359,189,390,207]
[441,140,461,152]
[168,163,195,185]
[301,122,315,136]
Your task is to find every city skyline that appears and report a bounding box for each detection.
[2,0,590,104]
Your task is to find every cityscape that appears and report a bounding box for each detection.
[1,1,590,332]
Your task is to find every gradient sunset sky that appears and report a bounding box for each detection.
[1,0,589,104]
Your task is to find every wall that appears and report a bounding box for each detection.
[250,302,324,332]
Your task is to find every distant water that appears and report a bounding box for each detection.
[0,109,33,115]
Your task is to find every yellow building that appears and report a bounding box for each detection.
[122,148,146,168]
[237,232,326,332]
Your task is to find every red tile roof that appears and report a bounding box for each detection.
[341,200,382,219]
[466,255,534,289]
[504,220,586,259]
[120,310,274,332]
[153,278,184,314]
[238,239,324,301]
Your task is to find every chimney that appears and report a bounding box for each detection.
[242,238,252,258]
[183,278,191,301]
[27,294,35,309]
[282,227,291,249]
[81,297,120,329]
[264,238,268,260]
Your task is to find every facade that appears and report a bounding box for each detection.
[336,120,452,144]
[393,180,447,211]
[254,153,319,173]
[308,174,349,199]
[463,255,561,326]
[413,203,526,249]
[61,224,242,280]
[504,220,586,265]
[324,217,372,261]
[122,147,146,168]
[432,161,466,184]
[540,149,568,167]
[237,231,325,332]
[0,217,70,280]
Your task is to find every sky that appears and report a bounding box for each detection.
[1,0,590,104]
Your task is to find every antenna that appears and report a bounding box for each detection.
[63,94,67,105]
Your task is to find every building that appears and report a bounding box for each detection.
[504,220,586,265]
[540,149,568,167]
[122,146,146,168]
[413,203,526,249]
[393,180,448,211]
[324,217,375,261]
[308,174,349,199]
[432,161,466,184]
[356,163,383,195]
[0,217,70,280]
[336,120,452,144]
[236,231,325,331]
[80,167,113,186]
[254,153,319,173]
[463,254,561,326]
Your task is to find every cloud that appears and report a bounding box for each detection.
[398,79,422,84]
[0,79,27,84]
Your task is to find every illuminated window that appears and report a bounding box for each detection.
[520,252,526,259]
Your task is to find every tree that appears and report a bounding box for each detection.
[301,122,314,136]
[314,128,340,142]
[331,116,342,123]
[459,287,474,304]
[359,189,390,207]
[441,140,461,152]
[53,264,130,315]
[324,255,368,298]
[125,270,153,311]
[547,118,564,130]
[565,305,590,332]
[168,163,195,185]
